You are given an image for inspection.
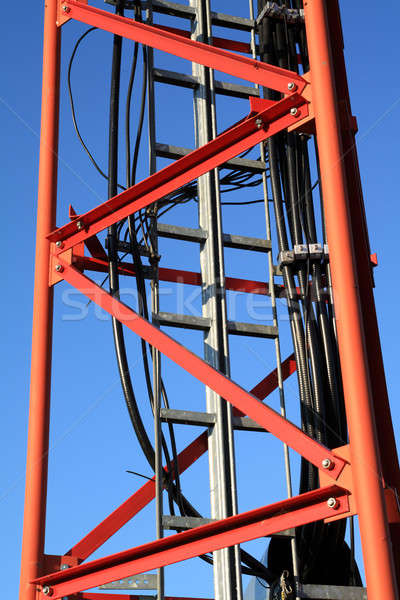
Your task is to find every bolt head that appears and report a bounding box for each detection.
[62,5,70,12]
[290,107,298,116]
[42,586,53,596]
[55,264,63,273]
[76,220,83,231]
[61,564,69,570]
[287,82,296,91]
[322,458,333,470]
[55,241,63,248]
[255,117,263,130]
[327,497,338,509]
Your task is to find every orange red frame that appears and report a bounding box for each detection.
[20,2,400,600]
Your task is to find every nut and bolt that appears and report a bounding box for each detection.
[55,264,63,273]
[322,458,334,470]
[55,241,63,248]
[42,586,53,596]
[290,107,298,116]
[76,220,83,231]
[255,117,263,130]
[62,5,70,12]
[287,82,296,91]
[327,497,339,509]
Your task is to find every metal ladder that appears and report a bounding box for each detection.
[124,1,299,599]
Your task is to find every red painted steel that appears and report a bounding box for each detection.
[155,24,252,55]
[81,595,212,600]
[49,95,308,251]
[73,255,285,296]
[67,354,297,561]
[33,486,350,598]
[304,1,398,598]
[68,431,208,561]
[58,0,305,93]
[19,1,60,600]
[57,260,345,478]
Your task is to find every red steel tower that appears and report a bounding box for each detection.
[20,1,400,600]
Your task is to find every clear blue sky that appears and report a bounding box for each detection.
[2,1,400,598]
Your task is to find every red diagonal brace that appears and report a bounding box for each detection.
[72,255,285,297]
[49,95,308,252]
[56,260,346,479]
[67,431,208,561]
[33,486,350,599]
[58,0,306,94]
[66,353,297,561]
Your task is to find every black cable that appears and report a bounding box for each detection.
[68,26,126,192]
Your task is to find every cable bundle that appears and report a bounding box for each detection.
[257,0,361,589]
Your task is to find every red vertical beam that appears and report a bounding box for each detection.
[326,1,400,583]
[19,1,60,599]
[303,2,398,599]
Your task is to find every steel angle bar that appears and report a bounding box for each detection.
[33,486,349,598]
[67,431,208,561]
[57,0,305,93]
[49,95,308,252]
[65,352,297,561]
[55,261,346,479]
[72,255,285,296]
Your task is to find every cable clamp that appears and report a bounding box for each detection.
[256,2,304,26]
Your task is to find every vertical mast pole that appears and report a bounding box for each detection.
[304,2,398,599]
[19,1,60,599]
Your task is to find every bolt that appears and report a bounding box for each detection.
[76,220,83,231]
[61,564,69,570]
[322,458,333,470]
[42,586,53,596]
[55,241,63,249]
[290,107,298,116]
[55,264,63,273]
[62,5,70,12]
[255,117,263,130]
[287,82,296,91]
[327,497,339,509]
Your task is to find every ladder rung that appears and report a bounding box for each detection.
[100,574,157,590]
[153,68,198,89]
[160,408,216,426]
[149,0,195,19]
[210,11,254,31]
[157,225,271,253]
[270,528,295,538]
[232,416,268,432]
[297,584,367,600]
[215,80,259,99]
[162,516,216,530]
[155,143,266,173]
[223,233,271,252]
[154,312,211,331]
[227,321,278,338]
[157,223,208,242]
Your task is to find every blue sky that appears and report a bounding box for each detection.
[2,1,400,599]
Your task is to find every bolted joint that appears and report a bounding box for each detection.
[76,220,84,231]
[287,82,297,91]
[42,586,53,596]
[290,107,299,117]
[255,117,263,130]
[327,497,339,510]
[321,458,334,470]
[55,264,63,273]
